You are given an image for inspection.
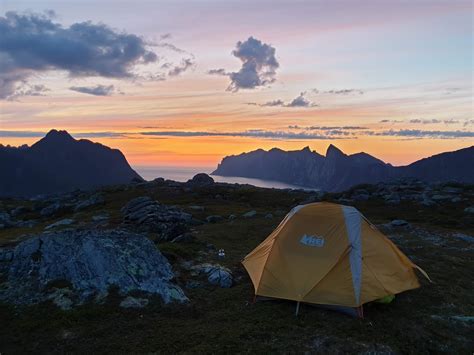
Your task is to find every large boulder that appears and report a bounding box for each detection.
[0,230,187,306]
[187,173,214,186]
[121,197,192,241]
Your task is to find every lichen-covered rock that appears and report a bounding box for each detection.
[120,296,149,309]
[121,197,192,241]
[191,263,233,288]
[0,230,187,306]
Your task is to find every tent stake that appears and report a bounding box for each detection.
[295,301,300,316]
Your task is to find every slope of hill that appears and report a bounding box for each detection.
[212,145,474,191]
[0,130,142,197]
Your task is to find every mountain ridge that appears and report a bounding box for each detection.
[0,129,143,197]
[212,145,474,191]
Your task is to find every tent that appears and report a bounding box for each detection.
[242,202,429,316]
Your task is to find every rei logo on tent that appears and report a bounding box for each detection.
[300,234,325,247]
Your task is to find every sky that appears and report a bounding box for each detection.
[0,0,472,168]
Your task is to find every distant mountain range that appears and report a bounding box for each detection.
[212,144,474,192]
[0,130,142,197]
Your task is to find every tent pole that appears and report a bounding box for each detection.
[295,301,300,316]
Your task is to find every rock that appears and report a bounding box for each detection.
[11,206,28,217]
[120,296,149,309]
[242,210,257,218]
[450,197,462,203]
[431,194,451,201]
[0,249,14,262]
[451,315,474,323]
[383,193,400,205]
[206,215,223,223]
[421,197,435,206]
[92,213,109,222]
[0,230,188,306]
[121,197,192,241]
[265,213,274,219]
[40,202,62,217]
[171,233,194,243]
[47,288,74,310]
[0,212,14,227]
[191,263,233,288]
[187,173,214,186]
[464,206,474,214]
[352,193,370,201]
[74,194,105,212]
[208,267,233,288]
[453,233,474,243]
[390,219,409,227]
[45,218,75,230]
[17,220,38,228]
[442,187,463,194]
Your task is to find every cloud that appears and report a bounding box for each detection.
[367,129,474,139]
[168,57,195,76]
[207,68,228,76]
[209,36,279,91]
[306,126,365,130]
[6,84,50,100]
[254,92,318,108]
[69,84,116,96]
[140,129,343,140]
[313,88,364,95]
[409,118,442,124]
[0,11,159,99]
[443,119,460,124]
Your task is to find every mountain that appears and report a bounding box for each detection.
[212,145,474,191]
[0,129,142,197]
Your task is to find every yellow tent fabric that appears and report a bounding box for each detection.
[242,202,428,308]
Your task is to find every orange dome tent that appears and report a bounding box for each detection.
[242,202,429,317]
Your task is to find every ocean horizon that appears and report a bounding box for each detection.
[134,165,317,191]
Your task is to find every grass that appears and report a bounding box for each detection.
[0,181,473,353]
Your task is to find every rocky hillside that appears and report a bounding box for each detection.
[0,129,142,198]
[0,175,473,353]
[212,145,474,192]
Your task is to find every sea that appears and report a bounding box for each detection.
[134,166,317,191]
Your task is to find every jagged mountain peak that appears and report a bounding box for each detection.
[325,144,345,159]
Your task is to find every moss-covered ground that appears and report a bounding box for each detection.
[0,181,473,353]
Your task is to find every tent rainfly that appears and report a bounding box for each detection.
[242,202,430,317]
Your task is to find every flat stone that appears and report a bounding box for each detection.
[120,296,149,309]
[242,210,257,218]
[45,218,75,230]
[464,206,474,214]
[391,219,409,227]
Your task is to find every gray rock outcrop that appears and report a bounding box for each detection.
[0,230,187,306]
[121,197,192,241]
